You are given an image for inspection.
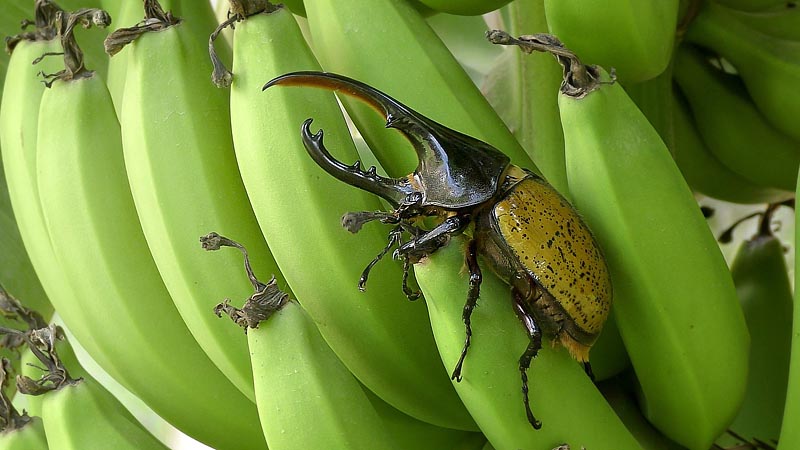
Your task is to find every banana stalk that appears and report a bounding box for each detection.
[106,0,279,402]
[215,2,475,430]
[34,18,265,448]
[489,32,749,449]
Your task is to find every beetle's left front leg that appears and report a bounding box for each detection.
[393,215,468,262]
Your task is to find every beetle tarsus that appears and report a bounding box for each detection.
[341,210,399,234]
[358,226,404,291]
[583,361,595,382]
[401,258,421,301]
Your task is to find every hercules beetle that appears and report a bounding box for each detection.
[263,72,612,429]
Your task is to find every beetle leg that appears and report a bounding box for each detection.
[342,210,400,234]
[401,257,421,301]
[358,226,404,292]
[512,288,543,429]
[394,215,467,261]
[451,238,481,383]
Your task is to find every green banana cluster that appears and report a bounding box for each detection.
[204,232,482,450]
[7,324,168,450]
[1,0,799,448]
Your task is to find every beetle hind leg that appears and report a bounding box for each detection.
[512,288,543,429]
[451,239,481,382]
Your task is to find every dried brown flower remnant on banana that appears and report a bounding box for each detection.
[201,232,290,330]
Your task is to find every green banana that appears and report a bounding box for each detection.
[543,0,679,82]
[481,0,569,195]
[560,65,748,450]
[490,33,748,449]
[597,373,687,450]
[220,2,474,430]
[34,22,265,449]
[721,2,800,41]
[207,233,399,450]
[780,173,800,450]
[715,0,790,13]
[671,87,792,204]
[304,0,536,177]
[107,0,280,402]
[0,3,67,327]
[685,0,800,142]
[715,204,792,447]
[673,44,800,193]
[0,417,47,450]
[414,0,511,16]
[13,325,167,450]
[415,238,643,450]
[0,357,48,450]
[103,0,142,118]
[361,387,486,450]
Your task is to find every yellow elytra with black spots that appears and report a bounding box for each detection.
[475,166,612,362]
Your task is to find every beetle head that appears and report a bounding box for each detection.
[263,71,510,210]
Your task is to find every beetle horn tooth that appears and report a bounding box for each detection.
[299,117,414,206]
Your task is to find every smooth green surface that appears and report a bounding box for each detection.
[305,0,536,178]
[544,0,679,82]
[781,174,800,450]
[232,8,474,430]
[0,40,56,320]
[42,378,166,450]
[673,45,800,192]
[415,239,642,450]
[561,74,749,449]
[250,301,395,450]
[721,235,792,445]
[686,1,800,142]
[671,89,791,204]
[121,18,275,402]
[0,417,48,450]
[36,75,265,450]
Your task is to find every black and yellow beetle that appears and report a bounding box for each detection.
[263,72,612,429]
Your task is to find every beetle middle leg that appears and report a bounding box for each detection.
[512,287,543,429]
[451,238,481,382]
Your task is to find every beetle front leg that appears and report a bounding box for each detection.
[512,288,543,429]
[451,238,481,382]
[394,215,467,261]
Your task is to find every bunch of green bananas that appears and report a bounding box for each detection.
[0,0,799,449]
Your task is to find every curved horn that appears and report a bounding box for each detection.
[264,71,511,209]
[300,119,414,206]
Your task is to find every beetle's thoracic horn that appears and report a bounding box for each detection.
[264,71,512,209]
[300,119,415,206]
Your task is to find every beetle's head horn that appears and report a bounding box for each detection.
[263,71,511,209]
